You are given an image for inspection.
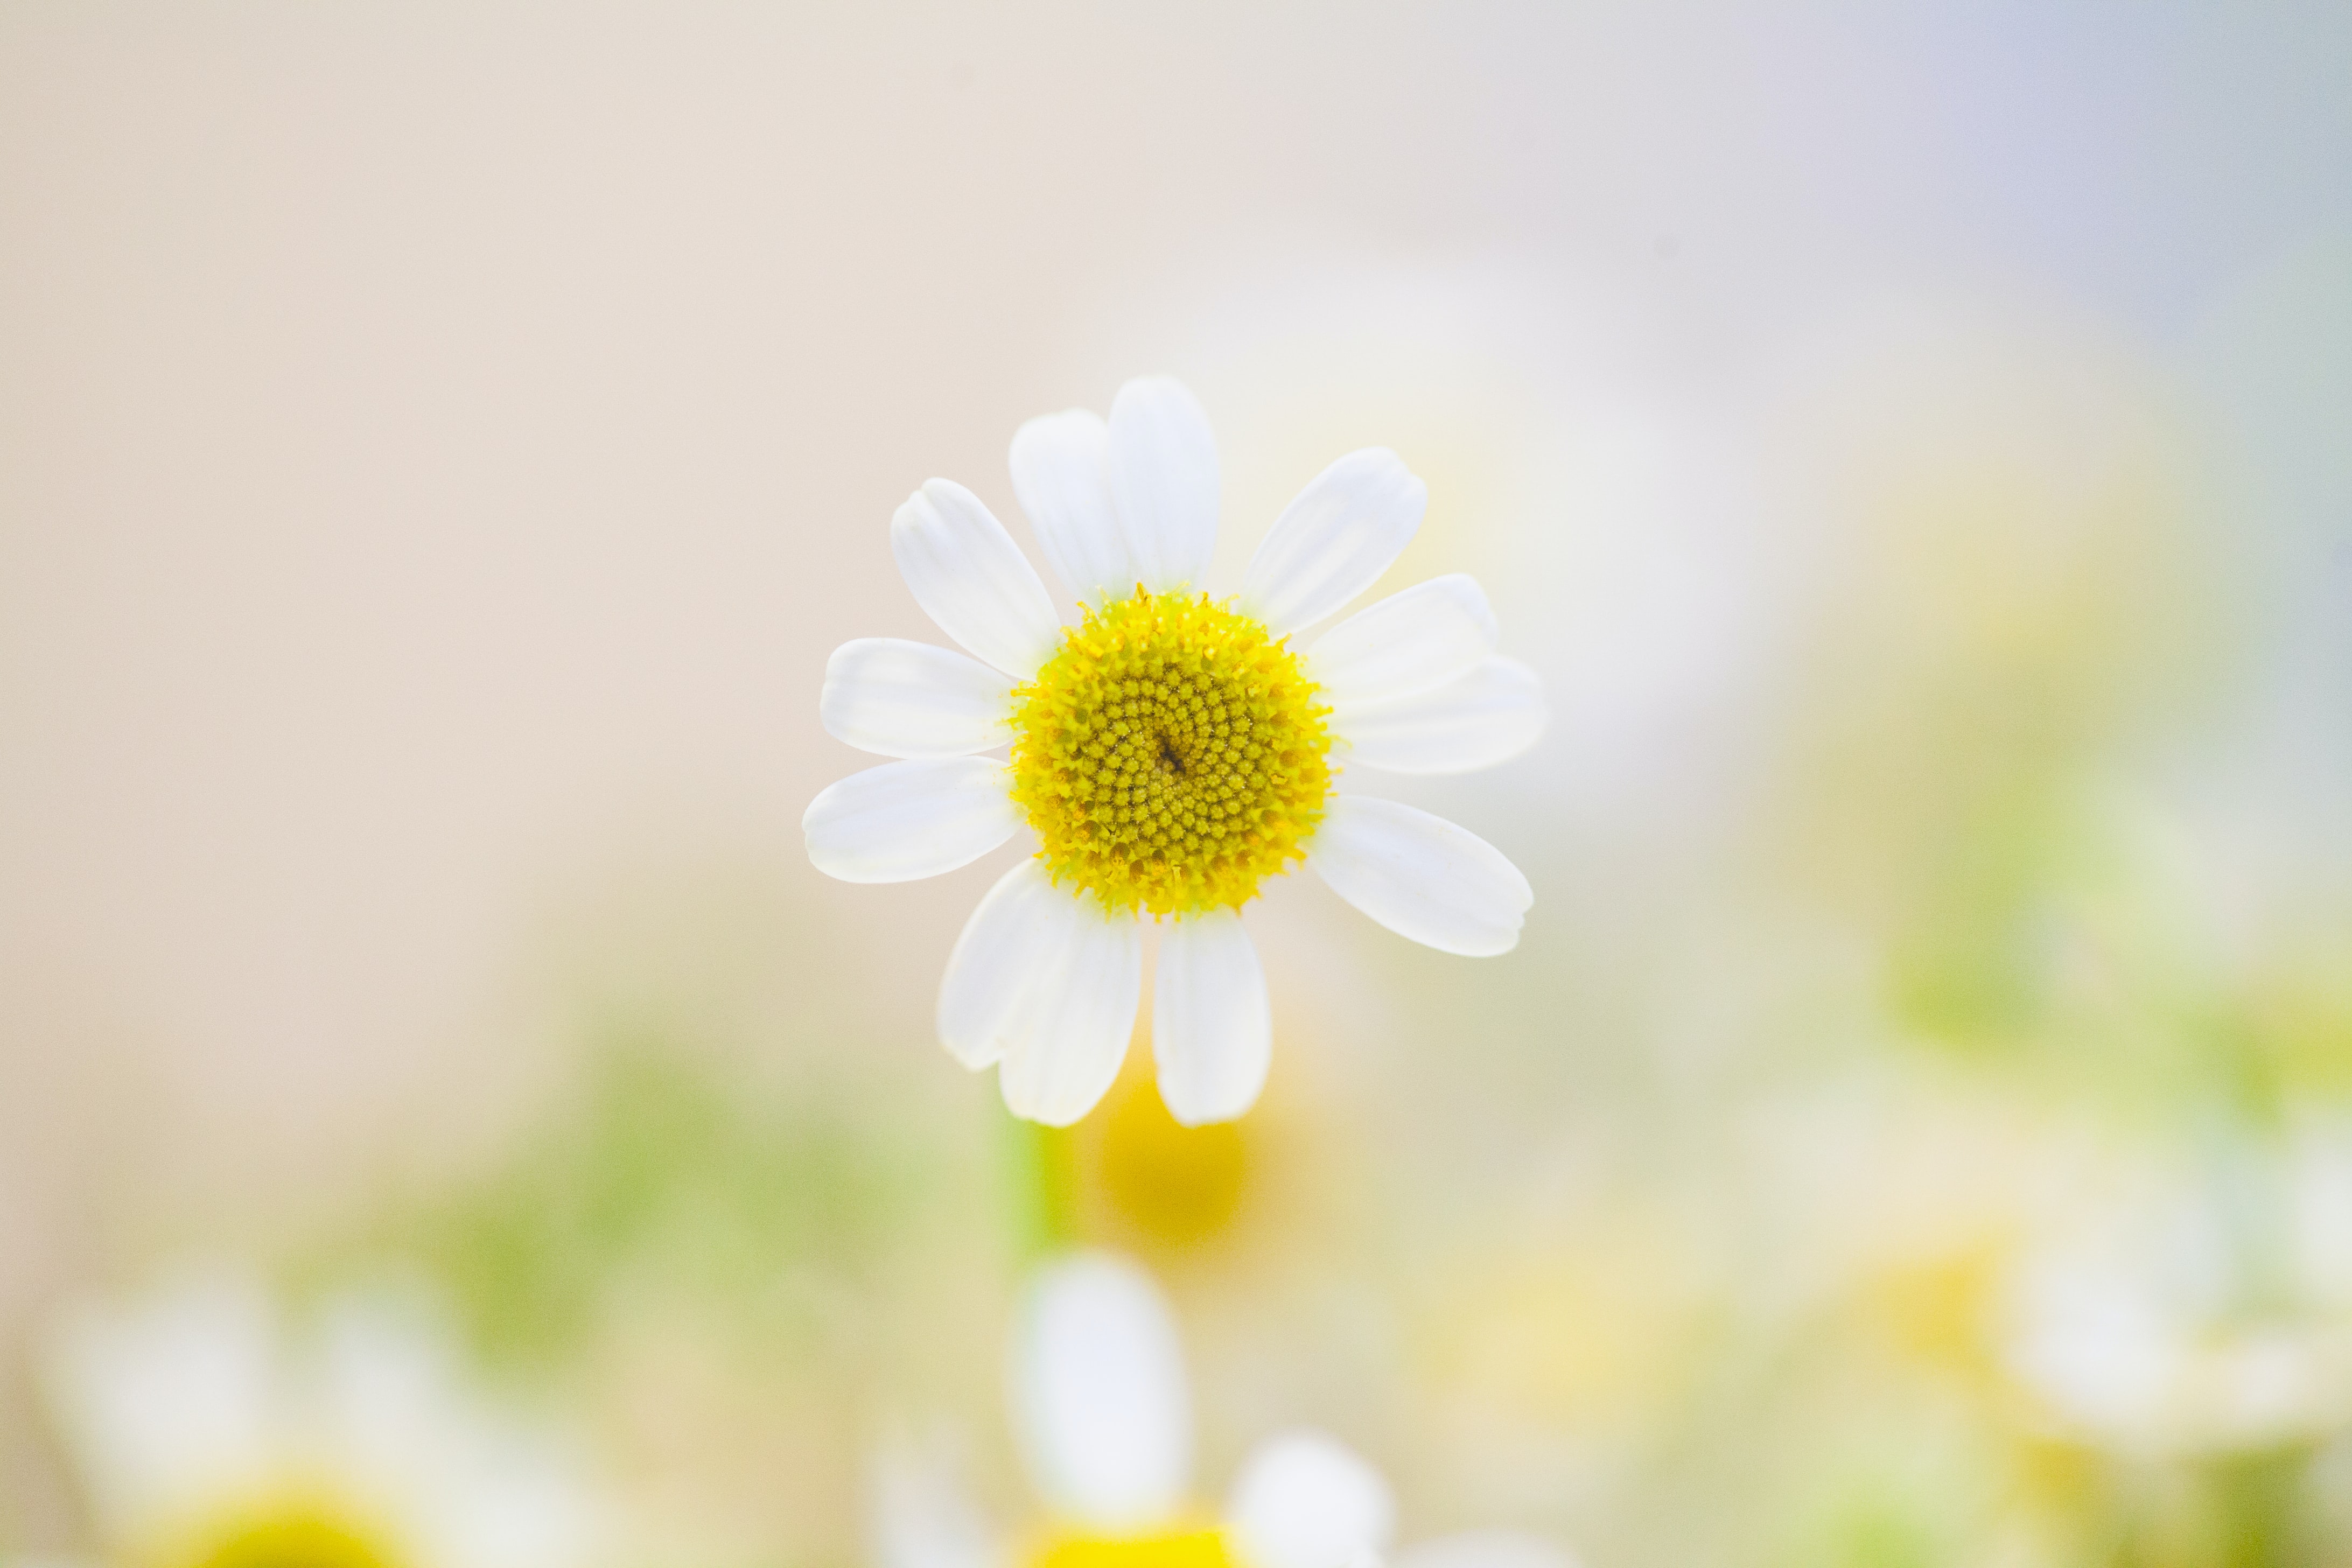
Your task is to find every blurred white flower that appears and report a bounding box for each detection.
[872,1252,1573,1568]
[806,376,1544,1128]
[43,1273,605,1568]
[2001,1125,2352,1455]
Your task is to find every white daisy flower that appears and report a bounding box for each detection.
[806,377,1544,1126]
[2000,1127,2352,1455]
[872,1252,1575,1568]
[41,1273,603,1568]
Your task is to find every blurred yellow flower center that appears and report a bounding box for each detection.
[1868,1242,2006,1378]
[171,1509,398,1568]
[1097,1062,1251,1249]
[1032,1528,1240,1568]
[1009,587,1332,917]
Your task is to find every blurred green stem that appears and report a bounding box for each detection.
[998,1107,1081,1262]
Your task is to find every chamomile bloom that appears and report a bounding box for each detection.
[807,377,1544,1126]
[2001,1127,2352,1455]
[872,1252,1573,1568]
[42,1275,601,1568]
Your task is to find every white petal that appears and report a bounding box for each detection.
[1108,377,1219,592]
[1395,1533,1580,1568]
[823,639,1014,759]
[937,859,1064,1069]
[1241,450,1427,636]
[995,890,1144,1126]
[1226,1431,1395,1568]
[315,1291,458,1472]
[1012,1252,1191,1531]
[804,758,1019,883]
[435,1458,604,1568]
[891,479,1063,677]
[1331,657,1546,775]
[1152,911,1272,1126]
[42,1276,280,1529]
[1306,575,1497,708]
[306,1289,605,1568]
[870,1439,1006,1568]
[415,1426,603,1568]
[1012,409,1138,605]
[1307,796,1532,957]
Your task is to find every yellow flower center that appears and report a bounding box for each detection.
[1009,587,1333,918]
[164,1508,399,1568]
[1095,1060,1251,1249]
[1032,1528,1241,1568]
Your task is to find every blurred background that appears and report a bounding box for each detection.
[3,3,2350,1565]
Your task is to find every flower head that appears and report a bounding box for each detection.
[807,377,1545,1126]
[872,1252,1573,1568]
[2000,1125,2352,1455]
[41,1275,603,1568]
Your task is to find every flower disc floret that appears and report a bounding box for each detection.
[179,1511,398,1568]
[1031,1530,1237,1568]
[1009,587,1333,918]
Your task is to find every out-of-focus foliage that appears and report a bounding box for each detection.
[361,1042,936,1371]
